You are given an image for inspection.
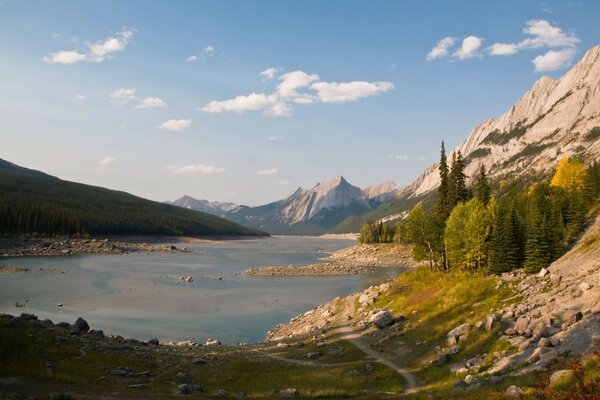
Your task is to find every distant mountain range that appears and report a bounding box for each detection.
[165,196,242,217]
[169,177,399,235]
[0,159,265,237]
[169,45,600,235]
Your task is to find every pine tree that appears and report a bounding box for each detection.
[524,184,555,273]
[488,199,520,274]
[449,150,469,208]
[476,164,491,206]
[435,141,452,222]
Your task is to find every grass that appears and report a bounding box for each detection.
[360,268,521,389]
[0,315,407,398]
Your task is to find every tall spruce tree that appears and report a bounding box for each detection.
[488,199,520,274]
[476,164,491,206]
[449,150,469,208]
[435,141,452,222]
[524,184,555,273]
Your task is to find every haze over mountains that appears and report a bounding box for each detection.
[169,45,600,235]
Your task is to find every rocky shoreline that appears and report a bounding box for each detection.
[0,237,190,257]
[245,243,415,276]
[245,262,381,276]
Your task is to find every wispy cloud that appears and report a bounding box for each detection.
[267,136,283,141]
[158,119,191,132]
[110,88,137,105]
[532,48,577,71]
[201,69,394,117]
[44,30,133,64]
[426,37,456,61]
[428,20,579,72]
[136,97,167,109]
[389,154,409,160]
[277,180,291,185]
[186,45,215,62]
[454,36,483,60]
[260,67,280,80]
[99,156,117,166]
[166,164,224,175]
[256,168,278,176]
[73,94,87,103]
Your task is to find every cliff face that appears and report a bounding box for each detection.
[399,45,600,199]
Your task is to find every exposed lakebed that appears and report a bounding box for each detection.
[0,236,406,344]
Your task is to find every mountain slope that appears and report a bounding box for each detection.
[165,195,242,216]
[0,159,265,237]
[335,44,600,231]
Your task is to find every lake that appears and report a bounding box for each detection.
[0,236,406,344]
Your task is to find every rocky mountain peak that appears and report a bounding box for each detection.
[401,44,600,198]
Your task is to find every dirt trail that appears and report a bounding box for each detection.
[337,295,417,393]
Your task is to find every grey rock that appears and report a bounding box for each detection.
[212,389,229,397]
[177,384,191,394]
[514,316,530,334]
[279,388,299,397]
[447,323,471,338]
[177,371,194,384]
[485,315,495,331]
[304,352,321,360]
[148,338,159,345]
[550,369,573,384]
[505,385,524,396]
[464,374,474,385]
[365,363,375,373]
[369,310,394,328]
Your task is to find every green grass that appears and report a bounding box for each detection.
[361,268,521,389]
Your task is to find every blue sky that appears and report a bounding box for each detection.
[1,1,599,205]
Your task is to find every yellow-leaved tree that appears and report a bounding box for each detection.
[550,156,588,192]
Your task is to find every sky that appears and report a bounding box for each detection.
[1,1,599,206]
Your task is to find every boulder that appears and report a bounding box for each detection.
[279,388,299,397]
[464,375,474,385]
[505,385,524,396]
[562,310,583,325]
[148,338,160,345]
[304,352,321,360]
[369,310,394,329]
[538,268,549,277]
[549,369,573,385]
[447,323,471,339]
[514,316,530,334]
[485,315,495,331]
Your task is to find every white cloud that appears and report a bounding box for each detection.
[256,168,279,175]
[519,20,579,49]
[426,37,456,60]
[201,70,394,116]
[203,46,214,56]
[186,55,198,62]
[167,164,224,175]
[158,119,192,132]
[311,81,394,103]
[390,154,409,160]
[277,71,319,98]
[44,30,133,64]
[186,46,215,62]
[267,136,282,141]
[454,36,483,60]
[99,156,117,166]
[488,43,519,56]
[201,93,278,114]
[418,156,428,161]
[136,97,167,109]
[260,67,280,80]
[110,88,137,105]
[73,94,87,103]
[264,102,293,117]
[532,48,577,71]
[43,50,86,64]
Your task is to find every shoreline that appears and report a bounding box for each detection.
[245,242,416,276]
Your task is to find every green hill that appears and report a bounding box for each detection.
[0,159,266,237]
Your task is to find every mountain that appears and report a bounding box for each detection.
[334,44,600,231]
[0,159,265,237]
[165,195,242,216]
[225,177,398,235]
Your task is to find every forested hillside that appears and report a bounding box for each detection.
[0,159,266,237]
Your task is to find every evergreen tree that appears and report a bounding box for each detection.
[524,184,555,273]
[488,198,520,274]
[434,141,452,222]
[449,150,469,208]
[476,164,491,206]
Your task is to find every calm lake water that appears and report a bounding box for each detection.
[0,237,405,344]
